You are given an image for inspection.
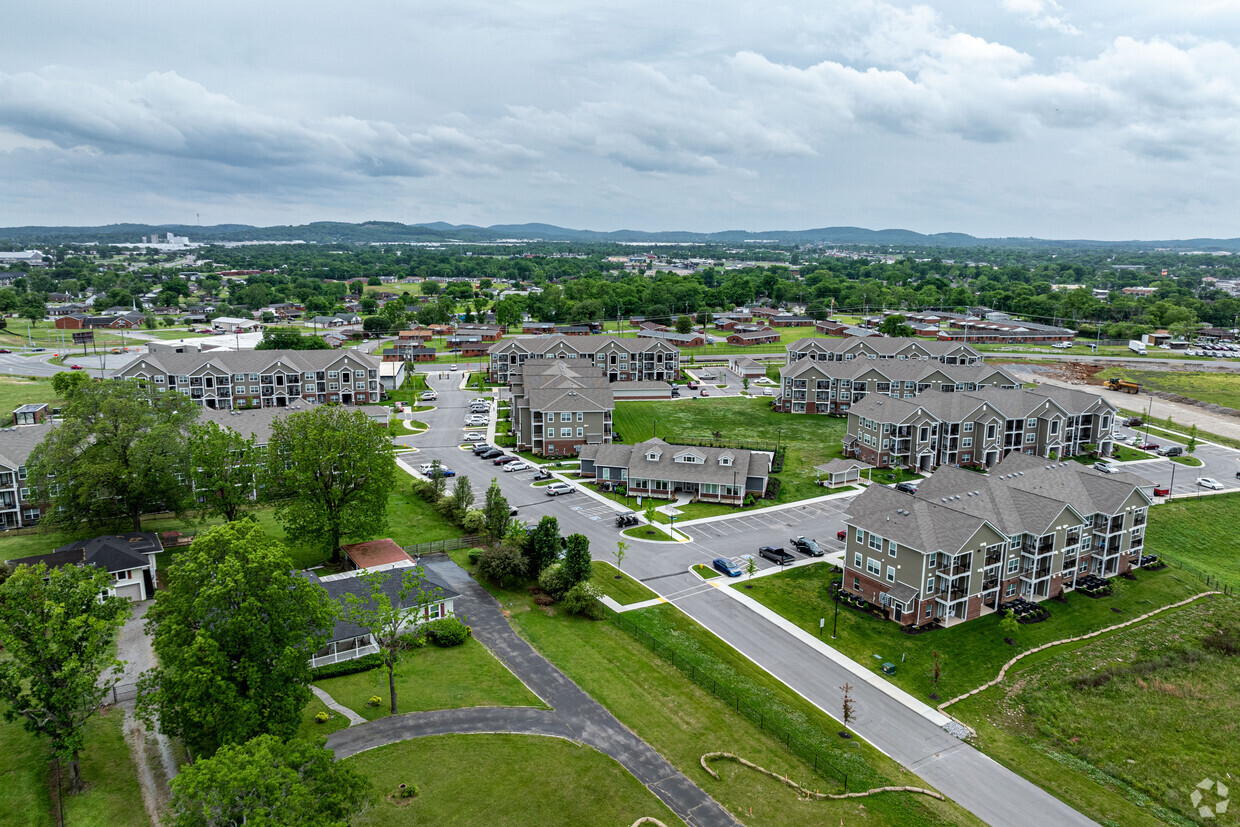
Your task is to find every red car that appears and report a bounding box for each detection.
[837,530,847,541]
[70,364,83,370]
[1137,442,1159,451]
[492,455,519,466]
[1153,486,1170,497]
[699,389,709,397]
[0,348,10,354]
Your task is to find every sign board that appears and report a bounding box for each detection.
[636,495,642,506]
[72,331,94,344]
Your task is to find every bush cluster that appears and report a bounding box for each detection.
[310,652,383,680]
[423,616,471,647]
[560,582,605,619]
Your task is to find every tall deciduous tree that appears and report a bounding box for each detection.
[189,421,260,522]
[138,521,335,758]
[0,563,130,792]
[523,515,560,574]
[264,405,396,562]
[168,735,371,827]
[338,567,442,714]
[562,533,592,587]
[27,379,199,531]
[50,369,92,398]
[448,475,474,524]
[482,477,512,540]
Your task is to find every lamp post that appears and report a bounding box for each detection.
[732,470,737,509]
[1168,455,1177,499]
[832,578,841,638]
[1143,395,1153,445]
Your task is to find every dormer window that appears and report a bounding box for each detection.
[719,456,733,466]
[646,451,662,461]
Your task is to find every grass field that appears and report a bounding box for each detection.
[447,548,982,827]
[589,560,657,604]
[612,397,847,504]
[1110,444,1153,462]
[0,707,146,827]
[308,637,542,723]
[950,598,1239,827]
[739,561,1207,702]
[0,320,135,351]
[1099,367,1240,408]
[0,482,462,567]
[0,375,59,413]
[1146,492,1240,589]
[348,734,687,827]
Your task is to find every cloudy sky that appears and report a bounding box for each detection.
[2,0,1239,239]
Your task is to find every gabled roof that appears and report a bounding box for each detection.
[307,563,459,643]
[0,422,55,470]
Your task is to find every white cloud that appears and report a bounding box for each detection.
[1000,0,1080,35]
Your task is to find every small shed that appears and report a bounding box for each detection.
[814,459,871,488]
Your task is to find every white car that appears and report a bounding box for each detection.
[464,415,488,425]
[1197,477,1224,490]
[463,431,486,441]
[503,461,529,473]
[450,364,459,370]
[420,391,437,401]
[1093,462,1117,474]
[762,388,774,396]
[544,482,573,496]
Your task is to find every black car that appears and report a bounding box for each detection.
[480,448,503,460]
[789,536,825,557]
[472,443,493,455]
[1122,416,1143,427]
[895,481,918,495]
[758,546,795,566]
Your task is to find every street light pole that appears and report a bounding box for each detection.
[1168,456,1177,499]
[832,580,841,638]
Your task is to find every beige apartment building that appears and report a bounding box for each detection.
[784,336,983,366]
[509,359,615,457]
[488,334,680,385]
[776,358,1019,415]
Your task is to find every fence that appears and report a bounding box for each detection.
[610,612,856,792]
[103,682,139,707]
[404,535,484,557]
[1155,553,1236,596]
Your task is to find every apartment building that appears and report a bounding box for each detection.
[776,358,1019,415]
[509,359,615,456]
[842,454,1151,626]
[578,438,770,506]
[785,336,983,365]
[488,334,680,385]
[844,386,1116,471]
[112,350,384,409]
[0,422,53,529]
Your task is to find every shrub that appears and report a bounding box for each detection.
[743,493,756,507]
[424,616,471,647]
[538,561,574,600]
[476,544,525,587]
[315,711,330,724]
[398,631,426,649]
[397,783,419,799]
[560,582,605,619]
[467,548,482,565]
[436,495,456,518]
[410,479,437,502]
[462,509,486,534]
[310,652,383,680]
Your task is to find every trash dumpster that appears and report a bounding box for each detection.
[881,662,897,675]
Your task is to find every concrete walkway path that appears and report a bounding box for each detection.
[311,685,367,727]
[326,557,740,827]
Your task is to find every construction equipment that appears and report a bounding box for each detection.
[1105,378,1141,394]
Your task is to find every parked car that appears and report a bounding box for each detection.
[503,461,529,473]
[1136,442,1159,451]
[480,448,504,459]
[1197,477,1224,490]
[670,389,681,398]
[1153,486,1170,496]
[759,546,795,566]
[463,431,486,442]
[699,389,710,397]
[712,557,743,577]
[1156,446,1183,457]
[493,455,520,466]
[1093,462,1117,474]
[420,391,438,401]
[762,388,774,396]
[894,481,918,495]
[687,381,699,390]
[789,537,825,557]
[837,529,847,541]
[1122,416,1143,427]
[472,443,493,455]
[544,482,573,496]
[532,469,552,481]
[417,463,455,478]
[0,349,9,353]
[450,364,458,370]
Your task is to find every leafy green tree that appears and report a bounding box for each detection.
[189,421,260,522]
[1187,424,1198,455]
[476,544,526,588]
[999,609,1020,639]
[50,369,92,398]
[339,567,442,714]
[643,498,658,533]
[523,515,560,574]
[427,459,447,500]
[264,406,396,563]
[878,314,915,338]
[613,540,629,573]
[562,533,592,587]
[168,735,371,827]
[18,293,46,322]
[27,380,199,531]
[675,314,693,334]
[482,478,512,540]
[745,555,757,581]
[449,475,474,523]
[254,328,331,350]
[138,521,335,758]
[0,563,130,792]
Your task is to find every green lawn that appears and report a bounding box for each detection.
[0,320,135,351]
[308,637,543,724]
[1118,409,1240,451]
[950,598,1240,827]
[613,397,848,504]
[0,707,146,827]
[1110,445,1153,462]
[621,525,678,541]
[693,563,720,579]
[0,483,462,568]
[0,375,60,415]
[348,734,687,827]
[1146,493,1240,589]
[447,549,981,827]
[1169,454,1203,466]
[739,562,1207,702]
[589,561,657,604]
[1098,367,1240,409]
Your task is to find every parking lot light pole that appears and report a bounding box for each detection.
[832,583,841,638]
[1168,456,1177,498]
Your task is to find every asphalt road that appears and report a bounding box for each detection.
[400,375,1099,826]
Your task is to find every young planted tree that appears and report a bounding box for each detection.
[562,533,592,587]
[1187,424,1198,455]
[524,515,561,575]
[643,498,658,535]
[338,567,442,714]
[482,477,512,540]
[168,735,371,827]
[139,521,335,758]
[840,682,855,733]
[27,379,199,531]
[0,563,131,792]
[264,405,397,563]
[189,420,260,522]
[999,609,1021,640]
[931,650,941,700]
[613,540,629,575]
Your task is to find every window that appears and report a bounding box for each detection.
[560,428,572,438]
[866,557,881,575]
[1005,583,1017,596]
[576,412,584,422]
[1025,432,1035,443]
[576,428,583,438]
[853,577,861,590]
[987,423,997,439]
[854,552,862,568]
[888,542,897,558]
[1050,420,1059,435]
[558,412,570,422]
[1026,418,1037,428]
[925,576,934,593]
[886,566,895,583]
[1007,558,1019,574]
[962,437,972,448]
[963,421,974,432]
[868,533,881,551]
[855,527,863,542]
[928,552,936,567]
[925,606,933,618]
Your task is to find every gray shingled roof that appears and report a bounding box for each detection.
[115,349,381,377]
[307,566,460,643]
[198,404,391,444]
[589,438,771,486]
[0,423,55,470]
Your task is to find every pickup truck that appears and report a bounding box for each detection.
[789,537,825,557]
[758,546,795,566]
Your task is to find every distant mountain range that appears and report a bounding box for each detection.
[2,220,1239,251]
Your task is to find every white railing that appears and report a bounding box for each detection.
[309,641,380,670]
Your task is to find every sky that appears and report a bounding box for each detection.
[2,0,1240,239]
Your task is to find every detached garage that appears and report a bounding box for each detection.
[10,532,161,601]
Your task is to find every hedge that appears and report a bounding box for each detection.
[310,652,384,680]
